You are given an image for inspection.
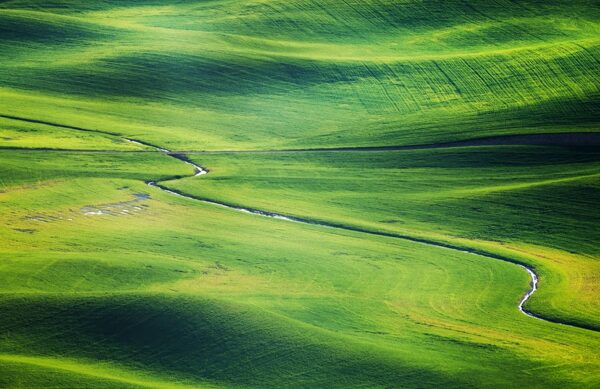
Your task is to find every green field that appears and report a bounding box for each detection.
[1,1,599,388]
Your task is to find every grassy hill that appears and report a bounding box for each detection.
[0,0,599,387]
[169,145,600,330]
[1,0,599,150]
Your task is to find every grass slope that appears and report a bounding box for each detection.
[172,146,600,330]
[1,0,599,387]
[0,1,599,150]
[1,149,599,387]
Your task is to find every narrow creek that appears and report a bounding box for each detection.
[2,113,587,329]
[142,141,546,323]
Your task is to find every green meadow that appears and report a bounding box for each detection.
[1,1,599,388]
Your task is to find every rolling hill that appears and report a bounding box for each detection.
[0,1,599,387]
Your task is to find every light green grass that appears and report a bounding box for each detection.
[1,150,599,387]
[171,147,600,329]
[1,0,599,387]
[0,117,146,151]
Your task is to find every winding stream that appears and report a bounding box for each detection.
[518,265,540,319]
[3,113,591,328]
[143,142,545,322]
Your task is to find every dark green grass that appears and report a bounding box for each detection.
[0,295,471,388]
[1,1,599,150]
[180,146,600,256]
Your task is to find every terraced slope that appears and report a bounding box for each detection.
[1,0,599,388]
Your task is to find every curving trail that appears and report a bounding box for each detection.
[1,113,593,330]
